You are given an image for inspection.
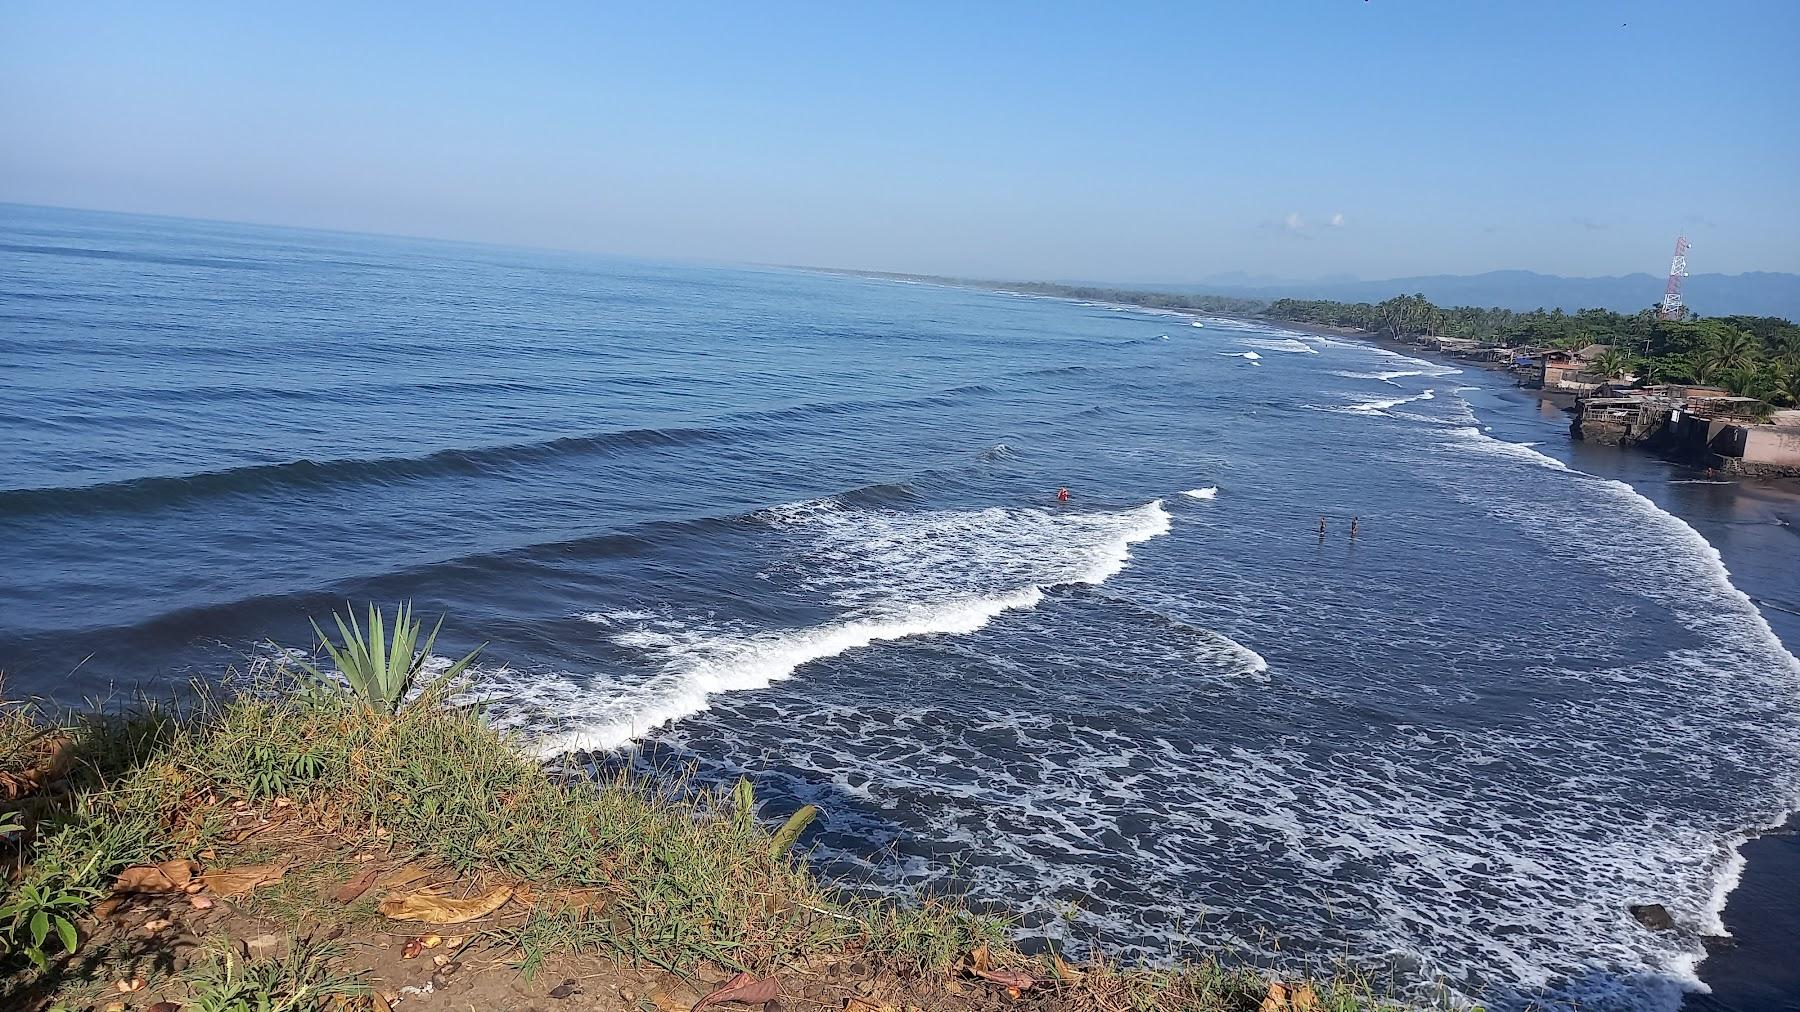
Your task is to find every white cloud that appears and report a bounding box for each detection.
[1283,211,1305,231]
[1328,212,1345,227]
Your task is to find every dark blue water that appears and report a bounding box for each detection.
[5,204,1799,1011]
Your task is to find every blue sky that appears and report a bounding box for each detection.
[3,1,1796,281]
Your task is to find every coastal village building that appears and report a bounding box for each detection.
[1371,326,1800,476]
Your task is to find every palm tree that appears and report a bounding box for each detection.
[1592,348,1633,380]
[1698,327,1761,378]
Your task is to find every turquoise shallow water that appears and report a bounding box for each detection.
[4,204,1799,1011]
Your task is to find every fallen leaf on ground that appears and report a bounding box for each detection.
[972,967,1035,991]
[0,736,74,797]
[146,1004,181,1012]
[1291,983,1319,1011]
[1050,954,1084,982]
[692,972,779,1011]
[547,979,580,999]
[333,865,380,903]
[188,894,214,910]
[421,933,443,948]
[142,918,172,934]
[967,944,990,973]
[1259,981,1292,1012]
[115,859,198,894]
[843,1000,891,1012]
[401,938,423,959]
[115,978,145,993]
[379,884,514,923]
[199,860,290,898]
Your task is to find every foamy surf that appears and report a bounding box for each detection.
[1241,337,1318,355]
[1425,422,1800,1003]
[1220,351,1262,365]
[1182,486,1219,500]
[1332,368,1428,385]
[1329,389,1436,415]
[521,499,1173,755]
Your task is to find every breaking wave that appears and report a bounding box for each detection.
[512,498,1173,754]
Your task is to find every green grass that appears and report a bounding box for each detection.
[2,670,1408,1011]
[180,935,366,1012]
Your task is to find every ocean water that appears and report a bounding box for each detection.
[5,204,1800,1011]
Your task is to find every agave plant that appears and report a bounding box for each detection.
[296,603,483,716]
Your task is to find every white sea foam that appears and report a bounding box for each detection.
[522,499,1172,755]
[1241,337,1317,355]
[1332,389,1436,415]
[1331,368,1428,384]
[1181,486,1219,500]
[1421,423,1800,1003]
[1219,351,1262,365]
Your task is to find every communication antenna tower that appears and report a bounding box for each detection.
[1659,236,1690,320]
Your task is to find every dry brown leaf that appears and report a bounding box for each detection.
[114,859,198,894]
[1050,954,1084,982]
[379,884,514,924]
[973,967,1035,991]
[401,938,423,960]
[0,737,74,799]
[648,990,687,1012]
[1259,981,1291,1012]
[691,972,779,1012]
[1291,984,1319,1011]
[843,1000,892,1012]
[199,860,290,898]
[146,1003,181,1012]
[967,943,991,973]
[333,865,380,904]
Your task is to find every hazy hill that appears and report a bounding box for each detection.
[1143,270,1800,319]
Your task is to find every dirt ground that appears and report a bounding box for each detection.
[38,802,1047,1012]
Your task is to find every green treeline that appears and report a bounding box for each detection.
[1262,294,1800,406]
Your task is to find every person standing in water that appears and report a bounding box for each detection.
[1057,487,1070,503]
[1318,516,1327,539]
[1350,516,1360,539]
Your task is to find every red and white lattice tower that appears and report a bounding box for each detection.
[1659,236,1690,320]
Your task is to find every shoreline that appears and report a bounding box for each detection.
[894,271,1800,1006]
[1254,312,1800,1011]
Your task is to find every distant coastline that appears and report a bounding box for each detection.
[810,267,1800,480]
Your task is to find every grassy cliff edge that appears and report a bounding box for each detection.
[2,674,1407,1012]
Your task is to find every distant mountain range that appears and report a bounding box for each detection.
[1134,270,1800,320]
